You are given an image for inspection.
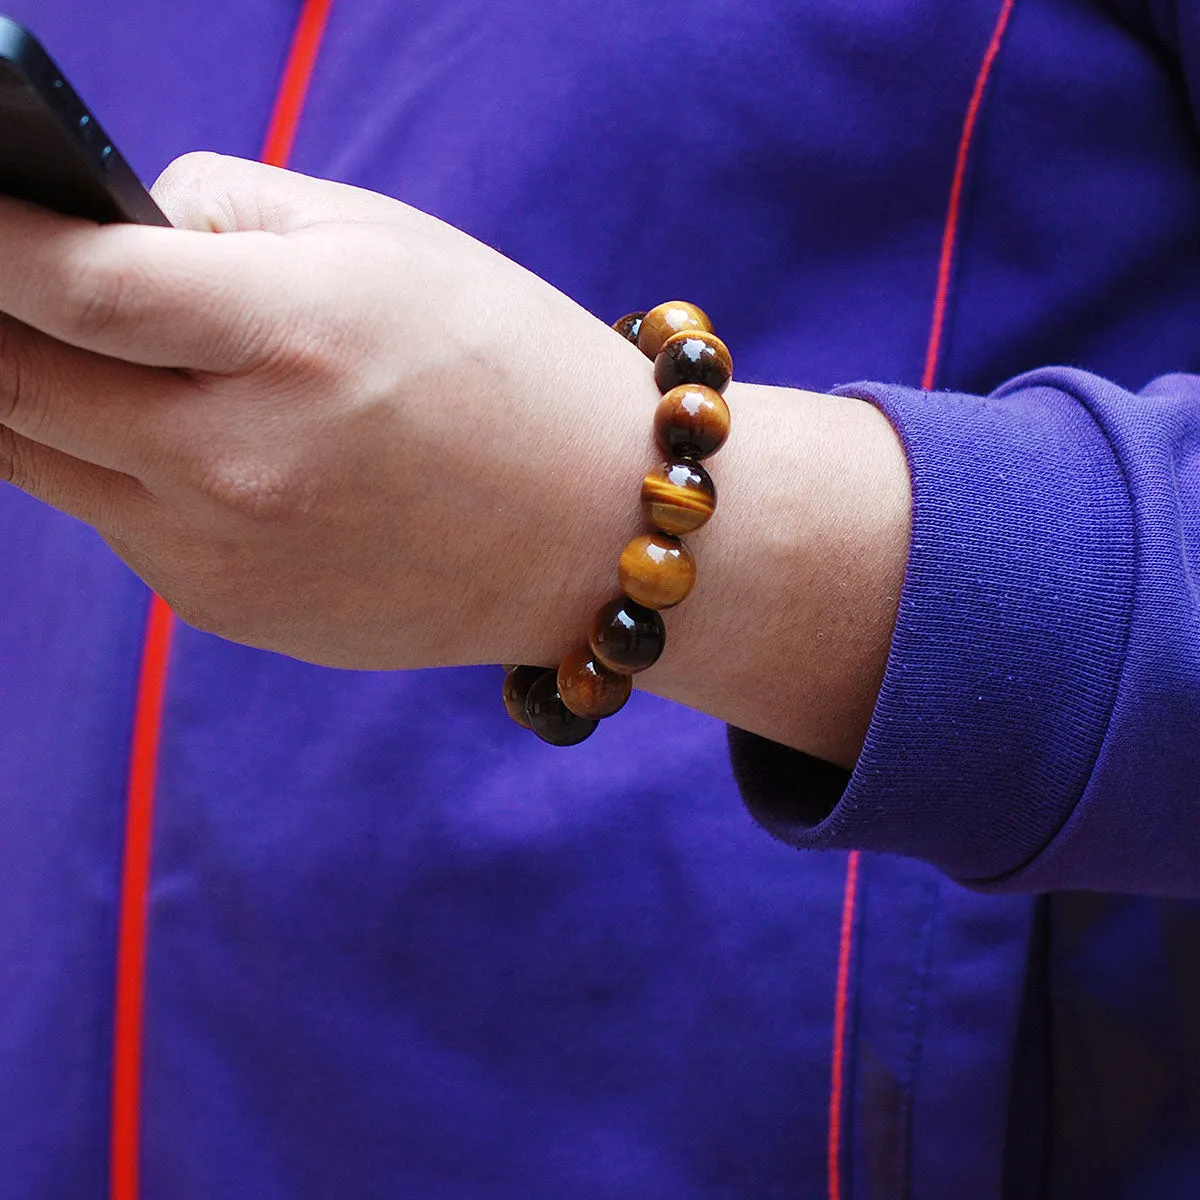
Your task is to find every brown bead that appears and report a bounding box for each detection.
[654,384,730,460]
[640,460,716,535]
[612,311,646,345]
[618,533,696,610]
[588,597,666,675]
[503,665,550,730]
[524,670,599,746]
[557,645,633,718]
[636,301,714,360]
[653,330,733,394]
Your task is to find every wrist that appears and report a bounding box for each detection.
[642,380,910,767]
[472,313,661,667]
[484,302,909,767]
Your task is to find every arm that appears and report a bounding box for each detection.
[0,153,909,769]
[0,153,1195,895]
[735,369,1195,896]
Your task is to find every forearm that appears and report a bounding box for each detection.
[481,317,910,768]
[621,379,909,769]
[0,154,909,774]
[9,153,1200,894]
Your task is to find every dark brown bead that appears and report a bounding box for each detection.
[612,311,646,345]
[653,330,733,394]
[503,665,550,730]
[557,645,632,718]
[588,597,666,675]
[640,460,716,535]
[618,533,696,610]
[654,384,730,460]
[524,670,599,745]
[636,301,713,360]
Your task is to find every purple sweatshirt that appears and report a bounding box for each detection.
[1,1,1199,1197]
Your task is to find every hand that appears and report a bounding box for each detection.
[0,153,657,669]
[0,152,910,764]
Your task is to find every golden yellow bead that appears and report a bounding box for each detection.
[640,460,717,535]
[636,301,714,360]
[617,533,696,609]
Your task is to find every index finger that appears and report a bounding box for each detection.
[0,197,303,372]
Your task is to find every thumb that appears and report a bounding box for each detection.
[151,151,411,234]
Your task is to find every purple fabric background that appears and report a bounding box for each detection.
[1,1,1199,1196]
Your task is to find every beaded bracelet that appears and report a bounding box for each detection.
[502,300,732,745]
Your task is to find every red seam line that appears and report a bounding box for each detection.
[826,5,1019,1195]
[109,594,175,1200]
[921,0,1017,391]
[260,0,335,168]
[826,849,860,1200]
[109,3,334,1197]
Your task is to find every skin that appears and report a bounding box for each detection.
[0,153,911,769]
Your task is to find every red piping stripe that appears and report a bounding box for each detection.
[826,849,860,1200]
[922,0,1017,391]
[260,0,335,169]
[828,4,1017,1196]
[110,595,174,1200]
[108,4,334,1196]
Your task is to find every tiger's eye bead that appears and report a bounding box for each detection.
[654,384,730,460]
[588,597,666,674]
[653,330,733,394]
[557,645,633,719]
[503,665,550,730]
[636,301,714,360]
[524,670,599,746]
[640,460,717,535]
[618,533,696,610]
[613,311,646,345]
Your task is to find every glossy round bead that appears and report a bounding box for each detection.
[618,533,696,610]
[502,664,550,730]
[524,670,599,746]
[640,459,717,535]
[653,330,733,394]
[654,384,730,460]
[557,645,633,719]
[636,301,713,360]
[612,311,646,345]
[588,597,666,675]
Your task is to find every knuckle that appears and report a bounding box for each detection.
[152,151,238,232]
[264,320,341,378]
[200,454,303,523]
[0,324,42,429]
[154,151,221,191]
[59,255,131,342]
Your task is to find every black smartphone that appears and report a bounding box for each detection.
[0,15,167,226]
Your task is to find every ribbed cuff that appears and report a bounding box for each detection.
[733,373,1135,885]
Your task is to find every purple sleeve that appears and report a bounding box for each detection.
[731,367,1200,895]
